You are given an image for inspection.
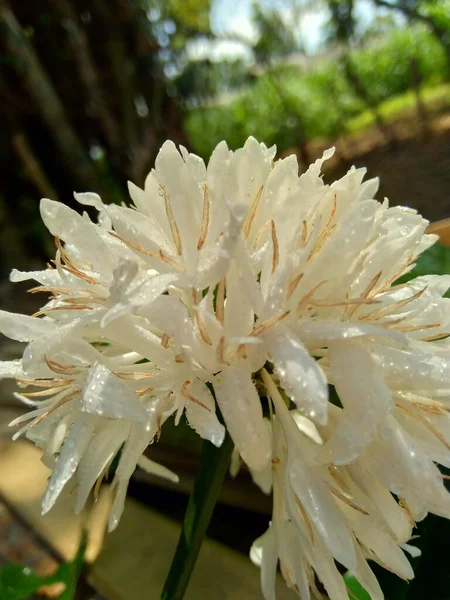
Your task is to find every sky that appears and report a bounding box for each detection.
[185,0,395,62]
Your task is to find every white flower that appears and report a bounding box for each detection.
[256,370,417,600]
[2,137,450,599]
[0,310,224,530]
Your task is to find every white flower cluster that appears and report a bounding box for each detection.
[2,138,450,599]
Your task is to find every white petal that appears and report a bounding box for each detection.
[184,381,225,447]
[0,359,23,379]
[368,415,450,519]
[291,411,323,445]
[137,455,179,483]
[341,504,413,580]
[81,362,149,422]
[42,412,97,513]
[223,262,254,339]
[109,423,152,530]
[372,344,450,392]
[268,330,329,424]
[253,526,278,600]
[322,340,392,464]
[268,384,356,570]
[75,420,130,512]
[214,366,271,471]
[40,198,114,276]
[155,141,202,269]
[401,543,421,558]
[294,320,406,347]
[102,263,178,326]
[0,311,54,342]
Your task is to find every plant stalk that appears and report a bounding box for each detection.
[161,432,233,600]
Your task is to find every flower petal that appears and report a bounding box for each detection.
[81,362,149,423]
[322,340,392,465]
[184,380,225,447]
[268,330,329,424]
[214,366,271,471]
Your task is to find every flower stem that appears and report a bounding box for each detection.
[160,431,234,600]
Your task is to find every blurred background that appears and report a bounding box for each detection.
[1,1,450,598]
[1,0,450,278]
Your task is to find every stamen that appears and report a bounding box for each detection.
[271,220,279,275]
[216,335,225,364]
[28,285,73,295]
[194,310,213,345]
[197,185,210,251]
[162,185,182,255]
[347,271,383,318]
[114,372,158,380]
[398,497,416,528]
[29,390,78,428]
[286,273,303,301]
[243,185,264,239]
[32,305,94,317]
[161,333,170,348]
[252,219,271,249]
[296,280,327,315]
[250,311,290,337]
[363,285,428,322]
[397,404,450,450]
[396,323,440,333]
[14,377,73,388]
[136,386,154,397]
[299,220,308,248]
[294,496,314,542]
[330,486,369,515]
[109,231,186,271]
[180,381,211,411]
[45,357,81,375]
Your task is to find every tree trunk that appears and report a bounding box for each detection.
[52,0,120,154]
[0,1,103,193]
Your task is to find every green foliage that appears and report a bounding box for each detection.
[348,26,448,104]
[168,0,210,32]
[185,25,449,158]
[0,531,87,600]
[344,573,371,600]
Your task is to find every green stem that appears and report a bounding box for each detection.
[161,432,234,600]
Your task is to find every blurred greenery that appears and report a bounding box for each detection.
[185,24,448,157]
[1,0,450,271]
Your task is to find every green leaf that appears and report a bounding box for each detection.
[396,241,450,285]
[344,573,371,600]
[0,530,87,600]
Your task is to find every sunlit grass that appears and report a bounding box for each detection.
[346,83,450,133]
